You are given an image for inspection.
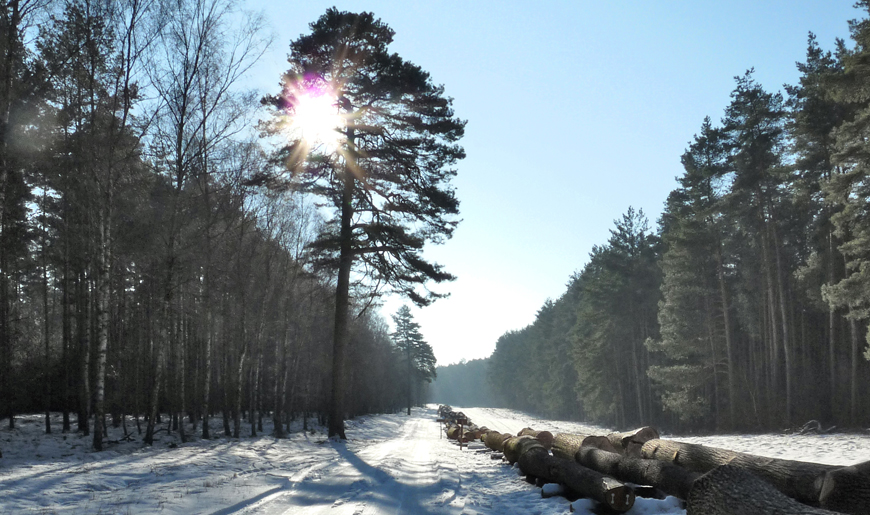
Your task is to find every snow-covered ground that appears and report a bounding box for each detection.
[2,406,869,514]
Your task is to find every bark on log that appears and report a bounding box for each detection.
[518,428,555,450]
[687,465,842,515]
[504,435,538,464]
[582,436,621,454]
[642,439,836,505]
[446,425,461,440]
[606,427,660,457]
[484,430,512,452]
[552,433,590,460]
[551,456,635,512]
[552,432,619,460]
[577,447,699,500]
[819,459,870,514]
[517,445,635,512]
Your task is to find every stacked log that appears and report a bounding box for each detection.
[641,438,836,505]
[503,435,542,465]
[687,465,842,515]
[606,427,660,457]
[436,409,870,514]
[552,432,619,460]
[438,407,481,443]
[483,430,513,452]
[577,447,698,500]
[514,438,635,512]
[517,428,555,450]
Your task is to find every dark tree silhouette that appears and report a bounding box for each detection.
[261,8,465,439]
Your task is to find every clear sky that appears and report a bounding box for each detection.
[246,0,859,365]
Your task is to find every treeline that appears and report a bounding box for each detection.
[0,0,416,448]
[489,4,870,432]
[430,358,493,408]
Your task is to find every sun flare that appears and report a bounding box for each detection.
[289,89,345,151]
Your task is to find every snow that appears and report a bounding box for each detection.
[2,406,870,514]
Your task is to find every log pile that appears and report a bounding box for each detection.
[436,408,870,514]
[437,405,485,444]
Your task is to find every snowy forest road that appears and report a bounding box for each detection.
[241,413,465,515]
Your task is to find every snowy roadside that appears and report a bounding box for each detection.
[2,406,870,514]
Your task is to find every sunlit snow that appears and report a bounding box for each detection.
[2,406,869,514]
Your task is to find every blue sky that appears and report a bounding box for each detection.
[247,1,859,365]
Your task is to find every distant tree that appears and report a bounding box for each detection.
[721,70,790,426]
[648,119,735,429]
[572,208,660,428]
[432,358,493,408]
[261,8,465,438]
[391,305,436,415]
[786,32,848,423]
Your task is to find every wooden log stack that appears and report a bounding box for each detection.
[435,408,870,514]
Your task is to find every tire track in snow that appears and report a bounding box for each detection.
[242,409,465,515]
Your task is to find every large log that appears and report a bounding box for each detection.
[552,432,619,461]
[819,459,870,514]
[484,430,512,452]
[503,435,538,464]
[687,464,842,515]
[518,428,555,450]
[606,427,660,457]
[642,438,836,505]
[577,447,699,500]
[517,444,635,512]
[552,433,588,460]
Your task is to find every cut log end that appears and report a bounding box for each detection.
[600,481,635,512]
[819,460,870,514]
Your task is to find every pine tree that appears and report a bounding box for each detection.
[391,305,436,416]
[721,70,791,425]
[573,208,660,428]
[261,8,465,439]
[822,1,870,425]
[649,119,735,428]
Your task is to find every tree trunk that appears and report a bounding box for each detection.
[176,289,186,444]
[202,300,212,440]
[771,222,792,427]
[715,240,736,428]
[328,155,355,440]
[144,329,163,445]
[93,208,111,451]
[642,439,836,504]
[42,198,51,434]
[828,230,836,423]
[77,271,90,435]
[577,447,699,500]
[849,314,859,426]
[687,465,840,515]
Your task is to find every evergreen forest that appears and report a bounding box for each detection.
[488,4,870,432]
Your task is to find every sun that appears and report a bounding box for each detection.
[288,87,345,152]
